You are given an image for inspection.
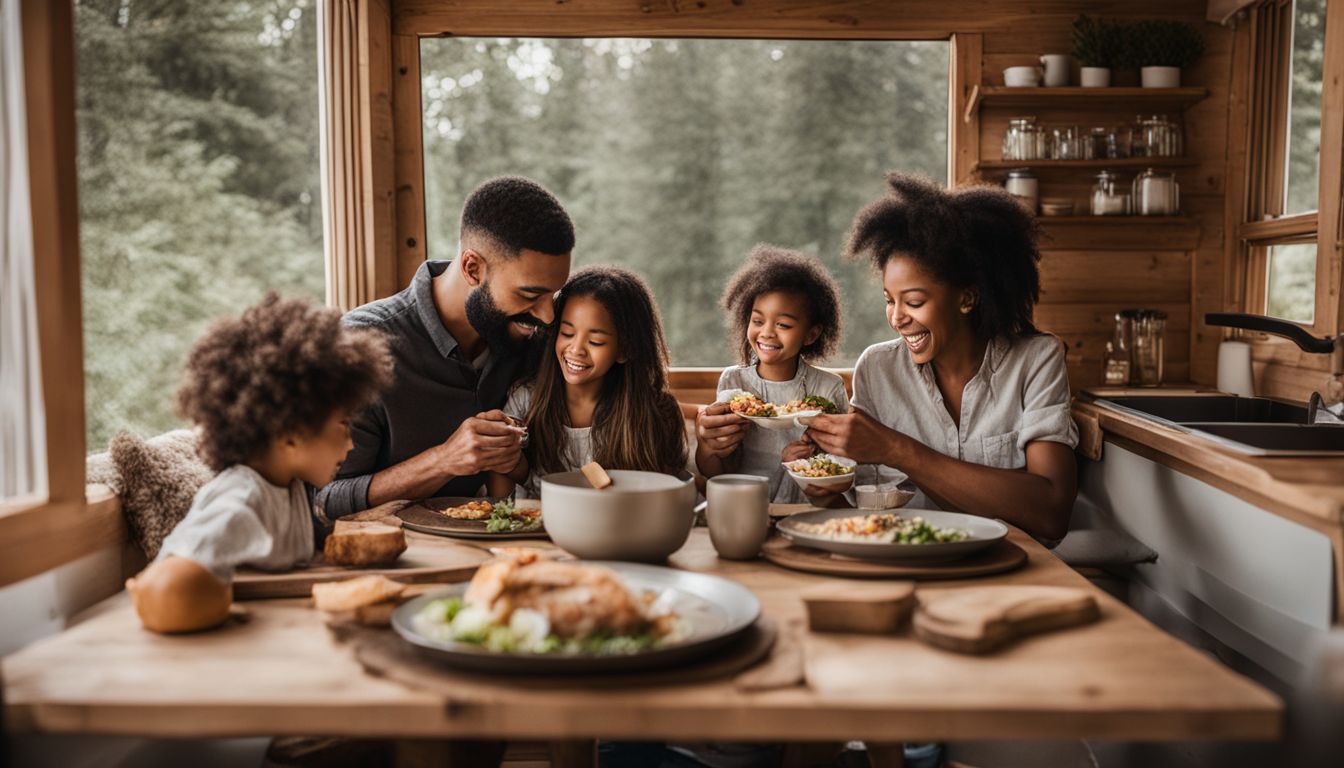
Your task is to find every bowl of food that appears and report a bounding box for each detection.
[782,454,857,493]
[540,470,697,562]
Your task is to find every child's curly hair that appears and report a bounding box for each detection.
[720,244,843,365]
[845,172,1041,339]
[177,293,394,471]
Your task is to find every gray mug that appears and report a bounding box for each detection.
[706,474,769,560]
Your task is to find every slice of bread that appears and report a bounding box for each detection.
[311,574,406,612]
[323,523,407,566]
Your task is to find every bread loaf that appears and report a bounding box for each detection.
[323,522,406,566]
[311,574,406,612]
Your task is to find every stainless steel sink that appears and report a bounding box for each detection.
[1094,395,1344,456]
[1177,423,1344,456]
[1098,395,1308,424]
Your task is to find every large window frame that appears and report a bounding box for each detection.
[2,0,978,585]
[1232,0,1344,389]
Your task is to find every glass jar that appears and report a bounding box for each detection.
[1052,125,1092,160]
[1005,169,1039,213]
[1130,115,1183,158]
[1003,117,1049,161]
[1132,168,1180,215]
[1118,309,1167,387]
[1091,170,1130,215]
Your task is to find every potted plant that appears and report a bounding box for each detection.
[1071,15,1123,87]
[1124,19,1205,88]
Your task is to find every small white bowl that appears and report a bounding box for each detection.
[782,454,857,493]
[855,483,916,510]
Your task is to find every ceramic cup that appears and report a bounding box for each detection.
[1003,65,1042,87]
[705,474,769,560]
[1040,54,1070,87]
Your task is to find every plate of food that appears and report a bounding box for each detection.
[782,453,857,492]
[397,497,546,540]
[776,507,1008,562]
[722,391,837,431]
[392,552,761,673]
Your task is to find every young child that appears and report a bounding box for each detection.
[489,266,687,498]
[696,244,847,503]
[126,293,394,633]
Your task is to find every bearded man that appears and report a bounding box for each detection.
[317,176,574,517]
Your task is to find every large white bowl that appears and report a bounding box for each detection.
[540,470,697,562]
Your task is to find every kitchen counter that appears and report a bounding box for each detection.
[1072,389,1344,624]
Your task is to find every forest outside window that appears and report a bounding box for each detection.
[1242,0,1330,329]
[75,0,325,453]
[418,37,950,366]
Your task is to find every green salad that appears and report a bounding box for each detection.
[414,596,659,655]
[484,500,542,534]
[890,516,969,544]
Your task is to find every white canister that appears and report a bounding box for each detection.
[1040,54,1070,87]
[1141,66,1181,88]
[1217,340,1254,397]
[1005,169,1039,213]
[1080,66,1112,87]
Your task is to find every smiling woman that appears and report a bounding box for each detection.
[802,173,1079,542]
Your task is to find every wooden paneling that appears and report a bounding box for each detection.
[0,487,123,589]
[392,33,427,289]
[1039,251,1191,304]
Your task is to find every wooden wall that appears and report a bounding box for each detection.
[390,0,1235,391]
[961,2,1232,389]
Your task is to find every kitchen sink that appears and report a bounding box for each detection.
[1093,395,1344,456]
[1098,395,1308,424]
[1178,423,1344,456]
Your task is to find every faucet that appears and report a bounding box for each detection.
[1205,313,1344,423]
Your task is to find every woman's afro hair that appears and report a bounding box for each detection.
[720,244,843,365]
[176,292,394,471]
[844,172,1041,339]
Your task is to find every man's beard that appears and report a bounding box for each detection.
[465,281,546,356]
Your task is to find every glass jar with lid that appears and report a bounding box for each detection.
[1091,170,1130,215]
[1130,115,1183,158]
[1132,168,1179,215]
[1002,117,1048,161]
[1005,168,1039,213]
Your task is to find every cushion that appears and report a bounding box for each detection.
[87,429,216,559]
[1053,528,1159,569]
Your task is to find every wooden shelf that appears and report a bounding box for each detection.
[974,157,1199,174]
[964,86,1210,123]
[1037,216,1201,250]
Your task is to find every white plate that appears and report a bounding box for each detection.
[782,454,857,492]
[393,561,760,674]
[741,410,820,431]
[777,508,1008,562]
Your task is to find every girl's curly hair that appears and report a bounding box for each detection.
[177,293,394,471]
[720,244,843,365]
[845,172,1041,339]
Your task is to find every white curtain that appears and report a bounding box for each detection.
[0,0,49,499]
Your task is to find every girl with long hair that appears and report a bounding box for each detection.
[490,266,687,498]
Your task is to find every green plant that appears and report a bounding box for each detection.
[1071,15,1123,68]
[1123,19,1206,69]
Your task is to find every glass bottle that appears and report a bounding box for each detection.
[1104,321,1131,386]
[1091,170,1130,216]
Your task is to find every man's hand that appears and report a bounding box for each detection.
[696,401,747,458]
[439,410,524,476]
[781,438,814,463]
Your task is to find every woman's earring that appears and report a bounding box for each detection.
[961,305,973,314]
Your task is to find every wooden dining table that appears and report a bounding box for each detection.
[2,510,1281,766]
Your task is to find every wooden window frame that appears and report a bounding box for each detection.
[1232,0,1344,364]
[0,0,122,589]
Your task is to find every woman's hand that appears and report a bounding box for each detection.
[802,409,903,466]
[781,438,814,463]
[696,401,747,458]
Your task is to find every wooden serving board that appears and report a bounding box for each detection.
[233,534,490,600]
[760,536,1027,580]
[913,585,1101,654]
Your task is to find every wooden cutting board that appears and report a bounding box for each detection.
[913,585,1100,654]
[233,533,490,600]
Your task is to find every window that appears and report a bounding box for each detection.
[419,37,950,365]
[1241,0,1333,330]
[75,0,324,452]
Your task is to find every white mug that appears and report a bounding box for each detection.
[706,474,769,560]
[1003,66,1042,87]
[1040,54,1070,87]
